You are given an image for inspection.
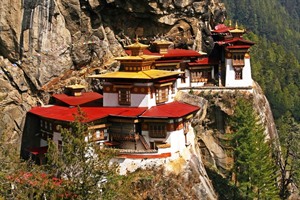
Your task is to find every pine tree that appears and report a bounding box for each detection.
[230,98,280,199]
[276,112,300,198]
[45,107,119,199]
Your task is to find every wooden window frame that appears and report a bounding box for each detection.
[156,86,169,104]
[118,88,131,105]
[191,70,210,83]
[92,129,106,141]
[232,54,245,67]
[149,123,167,138]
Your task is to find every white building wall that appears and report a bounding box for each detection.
[177,69,190,88]
[225,58,253,87]
[103,93,119,107]
[115,124,200,176]
[131,93,151,108]
[142,129,186,153]
[185,122,195,146]
[167,88,174,104]
[104,92,156,108]
[191,82,205,87]
[148,92,157,108]
[168,129,186,152]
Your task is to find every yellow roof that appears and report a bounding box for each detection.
[66,84,85,89]
[229,28,245,33]
[125,41,149,49]
[230,22,245,33]
[115,55,161,61]
[153,40,173,45]
[89,69,183,80]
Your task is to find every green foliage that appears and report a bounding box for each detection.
[276,112,300,198]
[223,0,300,121]
[223,0,300,62]
[0,133,53,199]
[45,107,119,199]
[230,98,280,199]
[206,167,243,200]
[243,32,300,120]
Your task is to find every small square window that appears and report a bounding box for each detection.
[118,89,131,105]
[156,86,169,104]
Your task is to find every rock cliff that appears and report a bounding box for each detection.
[175,82,278,176]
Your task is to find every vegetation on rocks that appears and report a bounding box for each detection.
[229,98,279,199]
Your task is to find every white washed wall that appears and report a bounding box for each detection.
[225,58,253,87]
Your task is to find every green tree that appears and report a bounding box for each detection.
[0,107,143,199]
[45,107,119,199]
[0,132,56,199]
[276,112,300,199]
[230,98,280,199]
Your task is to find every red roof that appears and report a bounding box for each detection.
[155,59,182,64]
[217,37,255,46]
[26,146,48,155]
[161,49,201,58]
[141,101,200,118]
[225,45,252,49]
[188,57,219,66]
[212,24,234,33]
[52,92,103,106]
[29,106,147,122]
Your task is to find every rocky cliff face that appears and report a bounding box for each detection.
[0,0,226,139]
[175,82,278,176]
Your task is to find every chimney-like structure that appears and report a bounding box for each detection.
[153,40,172,54]
[116,41,161,72]
[125,41,149,56]
[66,84,85,97]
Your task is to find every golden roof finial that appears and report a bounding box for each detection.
[135,35,139,43]
[229,20,232,27]
[235,21,238,29]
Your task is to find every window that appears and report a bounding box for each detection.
[232,54,244,67]
[94,129,105,140]
[118,89,130,105]
[156,86,169,103]
[234,67,243,80]
[149,123,167,138]
[191,70,209,83]
[181,73,186,83]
